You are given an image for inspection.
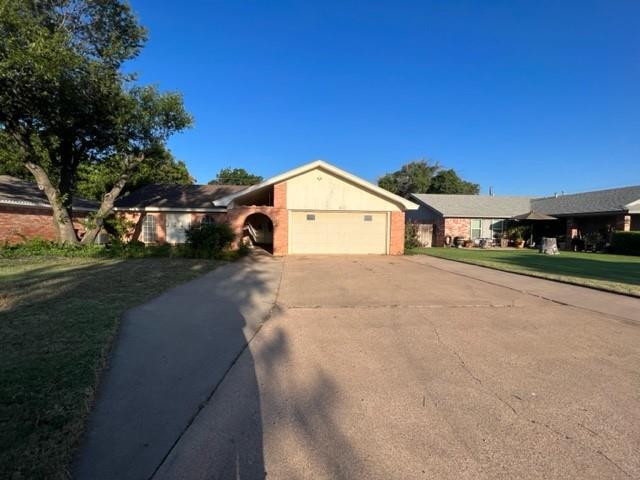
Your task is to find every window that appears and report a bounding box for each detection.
[201,215,215,225]
[491,219,504,239]
[306,214,316,221]
[142,215,157,243]
[470,219,482,239]
[363,215,373,222]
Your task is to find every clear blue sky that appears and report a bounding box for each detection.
[128,0,639,195]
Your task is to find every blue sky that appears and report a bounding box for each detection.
[128,0,639,195]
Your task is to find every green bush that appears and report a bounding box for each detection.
[404,222,420,250]
[611,231,640,256]
[0,238,105,258]
[184,222,235,258]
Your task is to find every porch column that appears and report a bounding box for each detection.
[566,217,578,240]
[616,214,631,232]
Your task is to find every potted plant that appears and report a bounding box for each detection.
[513,230,525,248]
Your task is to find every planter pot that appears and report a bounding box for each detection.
[515,240,525,248]
[463,240,474,248]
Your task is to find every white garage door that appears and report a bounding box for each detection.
[289,211,388,254]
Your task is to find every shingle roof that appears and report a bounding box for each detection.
[531,186,640,216]
[0,175,98,211]
[410,194,532,218]
[114,183,248,210]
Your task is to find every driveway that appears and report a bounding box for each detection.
[76,254,640,480]
[153,255,640,480]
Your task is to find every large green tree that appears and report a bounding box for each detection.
[0,0,192,244]
[378,159,479,197]
[429,169,480,194]
[75,146,194,201]
[208,167,263,186]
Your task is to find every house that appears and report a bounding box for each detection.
[408,194,531,246]
[409,185,640,247]
[114,160,419,255]
[0,175,98,244]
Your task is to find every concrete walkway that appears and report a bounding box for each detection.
[73,253,284,480]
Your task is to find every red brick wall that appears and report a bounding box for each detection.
[117,212,230,244]
[227,204,288,255]
[444,218,471,241]
[0,205,89,244]
[389,211,405,255]
[273,182,286,209]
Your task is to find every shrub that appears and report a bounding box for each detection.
[611,231,640,256]
[0,238,105,258]
[103,215,135,240]
[404,222,420,250]
[185,222,235,258]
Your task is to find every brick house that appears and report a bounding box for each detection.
[114,160,418,255]
[408,186,640,247]
[0,175,98,244]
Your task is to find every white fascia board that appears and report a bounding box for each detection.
[113,206,227,213]
[213,159,420,210]
[0,199,96,212]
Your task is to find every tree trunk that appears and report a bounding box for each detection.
[81,155,144,245]
[539,237,559,255]
[25,162,79,244]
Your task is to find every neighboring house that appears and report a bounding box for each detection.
[114,160,418,255]
[0,175,98,244]
[409,185,640,247]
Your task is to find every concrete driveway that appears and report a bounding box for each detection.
[152,255,640,480]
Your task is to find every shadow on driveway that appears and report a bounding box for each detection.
[73,254,283,480]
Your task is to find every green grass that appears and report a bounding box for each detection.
[0,257,222,480]
[409,247,640,297]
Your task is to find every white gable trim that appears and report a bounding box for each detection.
[625,198,640,213]
[212,160,419,210]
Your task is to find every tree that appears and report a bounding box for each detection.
[0,0,192,244]
[429,169,480,194]
[75,146,194,201]
[378,159,479,197]
[208,167,263,186]
[377,159,440,198]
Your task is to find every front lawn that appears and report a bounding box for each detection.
[0,257,221,479]
[409,247,640,297]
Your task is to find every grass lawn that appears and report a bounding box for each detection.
[0,257,221,480]
[409,247,640,297]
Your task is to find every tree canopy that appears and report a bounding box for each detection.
[208,167,263,186]
[0,0,193,243]
[378,159,479,197]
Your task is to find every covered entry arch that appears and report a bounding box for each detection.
[242,212,274,253]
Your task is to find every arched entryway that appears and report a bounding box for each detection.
[242,212,274,253]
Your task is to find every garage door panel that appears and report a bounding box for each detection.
[290,211,387,254]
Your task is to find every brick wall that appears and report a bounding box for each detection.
[0,205,89,244]
[444,218,471,241]
[389,211,405,255]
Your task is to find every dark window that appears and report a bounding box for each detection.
[306,214,316,221]
[364,215,373,222]
[201,215,215,225]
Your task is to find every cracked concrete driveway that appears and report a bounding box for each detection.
[154,255,640,480]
